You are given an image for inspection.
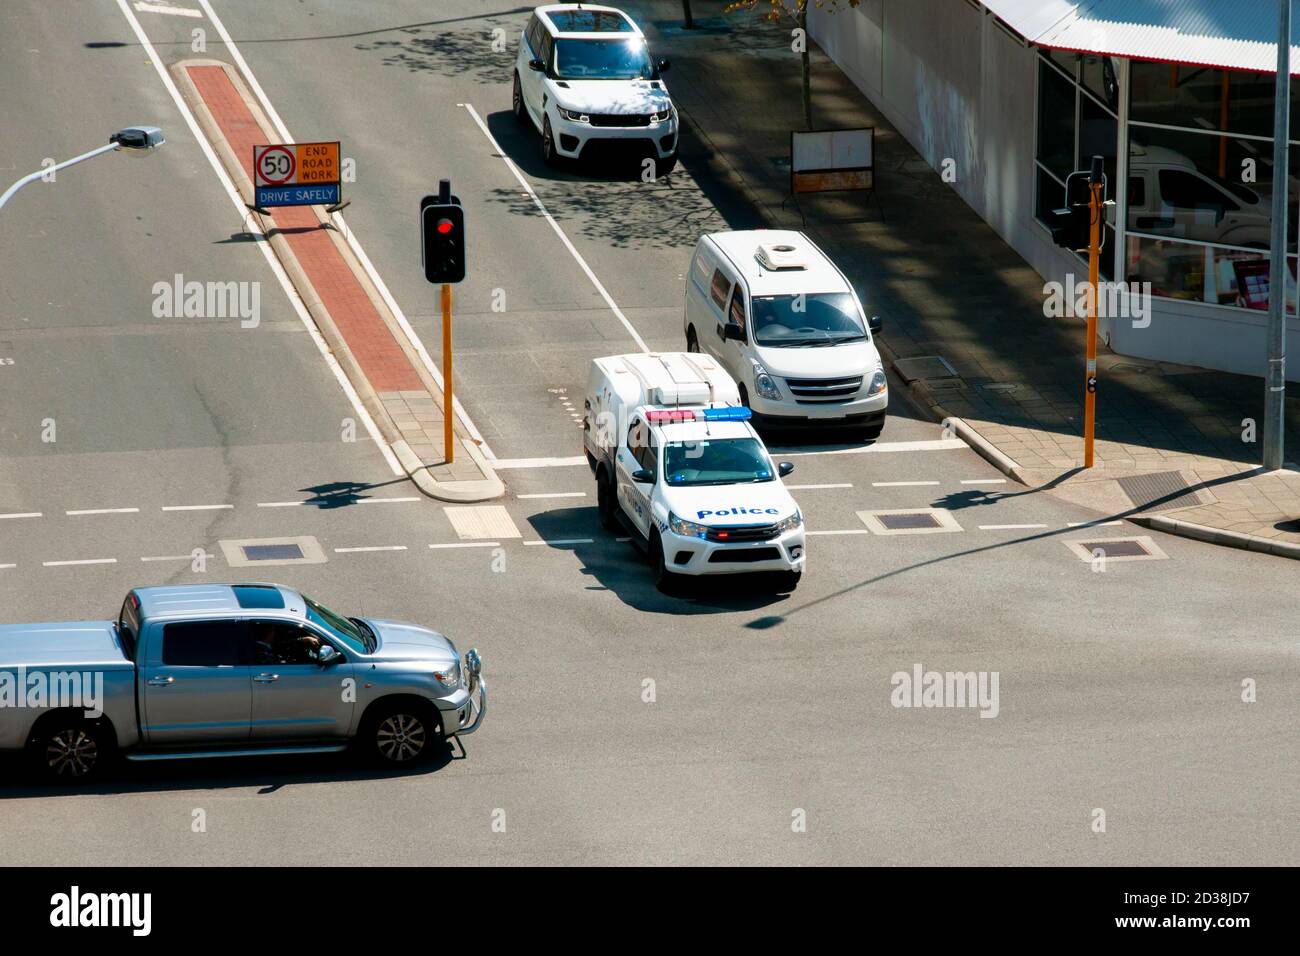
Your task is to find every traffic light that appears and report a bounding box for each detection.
[1046,203,1090,251]
[421,197,465,284]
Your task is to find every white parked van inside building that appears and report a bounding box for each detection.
[684,229,888,438]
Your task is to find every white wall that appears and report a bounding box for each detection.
[806,0,1300,381]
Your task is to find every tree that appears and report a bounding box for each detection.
[724,0,861,130]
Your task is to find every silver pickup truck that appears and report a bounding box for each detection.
[0,583,485,781]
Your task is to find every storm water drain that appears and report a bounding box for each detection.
[858,508,963,535]
[219,536,327,567]
[1063,536,1168,562]
[1116,470,1205,512]
[893,355,958,383]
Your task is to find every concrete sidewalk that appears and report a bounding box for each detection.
[631,0,1300,558]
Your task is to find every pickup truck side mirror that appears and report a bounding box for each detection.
[778,461,795,478]
[631,467,654,484]
[868,314,883,335]
[316,644,341,666]
[528,57,545,72]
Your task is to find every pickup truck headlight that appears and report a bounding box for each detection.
[774,510,802,534]
[752,362,782,401]
[668,512,710,539]
[433,661,461,690]
[866,368,888,396]
[557,107,590,123]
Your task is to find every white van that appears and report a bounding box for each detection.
[683,230,888,438]
[1128,142,1270,248]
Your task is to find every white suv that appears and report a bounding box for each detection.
[512,4,678,175]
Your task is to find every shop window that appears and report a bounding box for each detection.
[1036,59,1076,182]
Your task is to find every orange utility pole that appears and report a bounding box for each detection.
[1083,158,1104,469]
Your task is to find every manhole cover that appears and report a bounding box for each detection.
[219,536,327,567]
[242,543,303,562]
[858,508,963,535]
[1117,471,1204,512]
[978,382,1020,393]
[893,355,957,383]
[1063,536,1168,562]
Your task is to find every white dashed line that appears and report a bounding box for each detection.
[162,504,234,512]
[141,552,214,562]
[257,501,306,508]
[490,456,589,470]
[961,478,1007,484]
[871,481,941,487]
[978,524,1049,530]
[785,483,853,490]
[358,497,422,505]
[133,2,202,17]
[66,508,140,516]
[806,529,872,536]
[517,492,587,499]
[428,541,501,550]
[43,558,118,567]
[774,439,967,456]
[334,546,409,553]
[1067,520,1124,527]
[524,538,594,546]
[0,563,16,570]
[0,512,41,520]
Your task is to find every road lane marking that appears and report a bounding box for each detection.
[445,505,521,539]
[43,558,118,567]
[193,0,493,458]
[112,0,403,476]
[1067,520,1124,527]
[335,546,409,553]
[518,492,587,499]
[871,481,940,487]
[0,564,16,570]
[0,512,41,520]
[257,501,306,508]
[162,504,234,512]
[492,456,589,470]
[774,439,967,456]
[133,2,202,16]
[961,478,1007,484]
[978,524,1048,530]
[66,508,140,516]
[460,102,649,354]
[806,529,872,536]
[428,541,501,549]
[524,538,594,546]
[785,483,853,490]
[357,496,422,504]
[141,552,215,562]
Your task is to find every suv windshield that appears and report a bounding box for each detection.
[554,37,654,80]
[303,594,371,653]
[664,438,774,486]
[752,292,866,347]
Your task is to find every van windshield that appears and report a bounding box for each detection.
[663,438,774,486]
[751,292,866,347]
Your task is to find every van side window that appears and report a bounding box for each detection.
[728,289,747,331]
[709,269,731,310]
[691,251,711,291]
[1128,175,1145,207]
[1159,169,1237,214]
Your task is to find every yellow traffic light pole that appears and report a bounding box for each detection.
[1083,177,1102,469]
[442,283,454,465]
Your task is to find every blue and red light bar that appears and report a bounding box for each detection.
[703,406,751,422]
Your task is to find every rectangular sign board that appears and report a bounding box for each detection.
[253,142,341,208]
[791,128,874,195]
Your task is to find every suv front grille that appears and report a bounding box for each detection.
[588,113,653,127]
[706,522,780,543]
[785,376,863,403]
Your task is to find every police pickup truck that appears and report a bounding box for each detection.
[0,584,485,781]
[585,352,805,592]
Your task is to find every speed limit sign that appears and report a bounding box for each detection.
[255,144,296,186]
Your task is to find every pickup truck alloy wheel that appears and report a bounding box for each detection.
[34,720,106,780]
[375,712,428,763]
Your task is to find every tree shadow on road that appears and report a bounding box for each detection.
[353,13,522,85]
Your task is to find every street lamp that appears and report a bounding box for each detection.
[0,125,164,213]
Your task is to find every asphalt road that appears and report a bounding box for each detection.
[0,0,1295,866]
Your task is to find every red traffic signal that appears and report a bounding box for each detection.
[436,218,454,235]
[421,201,465,284]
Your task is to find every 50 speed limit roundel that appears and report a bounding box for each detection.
[255,144,296,186]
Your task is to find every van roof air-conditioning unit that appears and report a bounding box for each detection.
[755,242,807,271]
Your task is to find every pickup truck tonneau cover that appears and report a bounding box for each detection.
[0,621,132,669]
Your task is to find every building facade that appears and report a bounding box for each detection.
[807,0,1300,381]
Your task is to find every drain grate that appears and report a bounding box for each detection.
[893,355,957,383]
[242,543,304,562]
[1063,536,1168,562]
[858,508,963,535]
[1117,470,1203,512]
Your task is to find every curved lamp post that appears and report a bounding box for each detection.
[0,126,164,213]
